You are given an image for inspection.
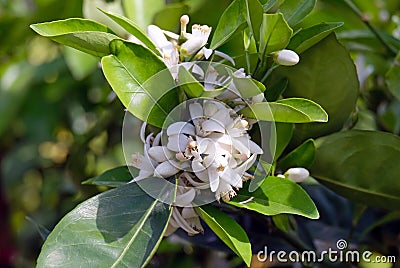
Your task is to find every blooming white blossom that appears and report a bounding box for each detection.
[273,49,300,66]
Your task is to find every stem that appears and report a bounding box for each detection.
[260,64,279,83]
[343,0,396,56]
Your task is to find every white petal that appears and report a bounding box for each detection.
[181,37,204,56]
[182,207,198,219]
[147,25,171,50]
[154,161,179,178]
[232,137,251,157]
[189,102,203,120]
[148,146,174,162]
[202,119,225,133]
[208,167,220,192]
[167,134,188,152]
[235,154,257,175]
[175,188,196,206]
[214,50,235,65]
[202,47,213,59]
[140,122,147,143]
[220,166,242,187]
[171,209,199,235]
[203,101,219,117]
[249,140,263,154]
[167,122,195,136]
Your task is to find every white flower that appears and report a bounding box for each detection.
[181,24,212,57]
[273,49,300,66]
[279,167,309,183]
[147,25,179,68]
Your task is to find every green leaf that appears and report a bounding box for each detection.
[287,22,344,54]
[83,166,135,187]
[196,205,252,266]
[152,3,190,32]
[311,130,400,210]
[228,69,266,99]
[210,0,247,49]
[274,122,294,159]
[265,77,288,102]
[229,176,319,219]
[178,66,205,98]
[386,52,400,101]
[245,0,263,44]
[99,9,161,56]
[122,0,164,30]
[240,98,328,123]
[277,0,316,26]
[259,13,293,58]
[30,18,119,57]
[271,34,359,142]
[101,40,179,128]
[37,180,175,267]
[64,46,98,80]
[262,0,279,12]
[279,139,315,170]
[272,214,292,233]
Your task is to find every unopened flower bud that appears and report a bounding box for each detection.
[284,167,309,183]
[180,15,189,34]
[274,49,299,66]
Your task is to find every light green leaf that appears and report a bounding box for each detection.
[101,40,179,128]
[271,34,359,142]
[262,0,279,12]
[279,139,315,170]
[99,9,161,56]
[122,0,165,30]
[178,66,205,98]
[259,13,293,58]
[311,130,400,210]
[196,205,252,266]
[37,180,175,267]
[228,69,266,99]
[240,98,328,123]
[229,176,319,219]
[272,214,292,233]
[64,46,98,80]
[210,0,247,49]
[386,52,400,101]
[277,0,316,26]
[287,22,344,54]
[30,18,119,57]
[83,166,135,187]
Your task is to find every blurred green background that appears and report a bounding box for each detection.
[1,0,400,267]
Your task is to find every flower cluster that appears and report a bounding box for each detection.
[131,100,263,235]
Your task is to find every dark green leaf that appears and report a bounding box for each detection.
[386,52,400,101]
[259,13,293,58]
[210,0,247,49]
[99,9,161,56]
[277,0,316,26]
[30,18,119,57]
[101,40,179,128]
[311,130,400,210]
[240,98,328,123]
[272,214,292,233]
[265,77,288,102]
[229,176,319,219]
[37,180,175,267]
[279,139,315,170]
[83,166,136,187]
[271,34,359,142]
[196,205,252,266]
[288,22,344,53]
